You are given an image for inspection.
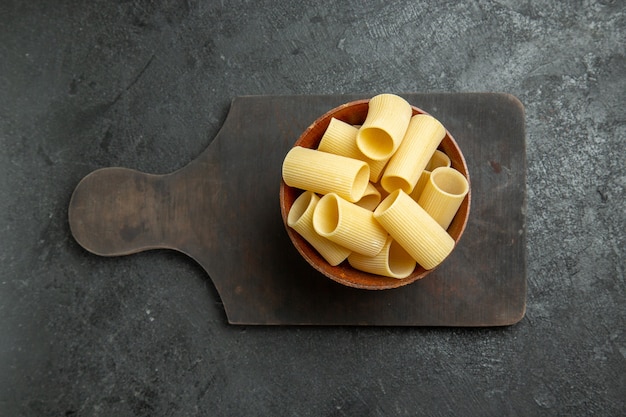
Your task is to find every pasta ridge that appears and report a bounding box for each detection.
[356,94,412,161]
[374,190,454,270]
[319,118,390,182]
[380,114,446,194]
[287,191,351,266]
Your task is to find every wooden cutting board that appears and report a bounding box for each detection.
[68,93,526,326]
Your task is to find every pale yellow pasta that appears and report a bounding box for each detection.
[318,118,389,182]
[409,150,451,201]
[313,193,388,257]
[354,182,381,211]
[318,117,359,154]
[287,191,351,266]
[411,171,431,204]
[356,94,412,161]
[426,149,451,171]
[282,146,369,202]
[380,114,446,193]
[374,190,455,270]
[348,236,416,279]
[417,167,469,230]
[373,181,390,202]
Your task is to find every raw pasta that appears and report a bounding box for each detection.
[348,235,416,279]
[374,189,455,270]
[427,149,452,170]
[282,146,369,202]
[354,182,381,211]
[409,150,451,201]
[283,94,469,279]
[287,191,351,266]
[356,94,412,161]
[417,167,469,230]
[380,114,446,194]
[313,193,388,257]
[318,118,389,182]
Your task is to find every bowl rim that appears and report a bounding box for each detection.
[279,98,471,290]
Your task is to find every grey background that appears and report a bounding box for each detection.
[1,0,624,416]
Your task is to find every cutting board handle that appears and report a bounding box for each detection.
[69,167,181,256]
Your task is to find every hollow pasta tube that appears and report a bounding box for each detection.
[354,182,381,211]
[380,114,446,194]
[282,146,369,202]
[356,94,412,161]
[426,149,452,171]
[287,191,351,266]
[348,236,416,279]
[374,189,455,270]
[417,167,469,230]
[313,193,388,257]
[409,150,451,201]
[318,118,389,182]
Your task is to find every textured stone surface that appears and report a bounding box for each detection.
[1,0,624,416]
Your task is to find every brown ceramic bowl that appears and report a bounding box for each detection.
[280,99,471,290]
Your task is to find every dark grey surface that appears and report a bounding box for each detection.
[1,0,624,416]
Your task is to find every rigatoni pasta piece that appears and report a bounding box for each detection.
[427,149,451,171]
[348,236,416,279]
[356,94,412,161]
[313,193,388,257]
[318,118,389,182]
[410,150,451,201]
[287,191,351,266]
[380,114,446,193]
[374,189,455,270]
[417,167,469,230]
[282,146,369,202]
[373,181,390,203]
[354,182,381,211]
[318,117,358,155]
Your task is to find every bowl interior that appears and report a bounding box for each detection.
[279,99,471,290]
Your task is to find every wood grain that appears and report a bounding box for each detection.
[69,93,526,326]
